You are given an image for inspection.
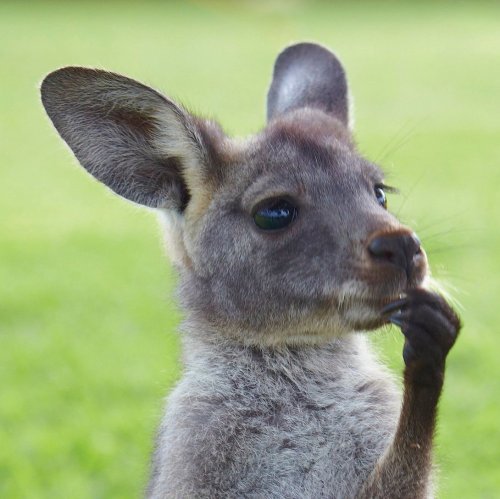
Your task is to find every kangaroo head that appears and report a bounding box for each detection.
[41,43,427,346]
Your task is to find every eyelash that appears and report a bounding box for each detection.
[375,183,398,194]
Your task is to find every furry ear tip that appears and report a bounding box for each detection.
[41,67,94,103]
[267,41,349,125]
[41,68,63,98]
[274,42,345,72]
[278,41,337,57]
[42,66,85,85]
[42,67,118,91]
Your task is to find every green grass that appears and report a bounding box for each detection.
[1,1,499,497]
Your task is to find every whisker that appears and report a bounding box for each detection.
[374,118,426,164]
[429,273,473,284]
[425,243,477,255]
[421,227,482,242]
[393,171,429,218]
[413,211,469,233]
[425,276,465,312]
[373,125,409,164]
[380,128,416,163]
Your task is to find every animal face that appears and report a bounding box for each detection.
[41,43,427,346]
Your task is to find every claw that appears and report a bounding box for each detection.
[388,313,405,328]
[381,298,408,315]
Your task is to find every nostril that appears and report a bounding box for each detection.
[368,237,395,262]
[368,232,422,275]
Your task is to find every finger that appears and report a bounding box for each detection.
[406,304,458,342]
[406,289,457,322]
[381,298,408,316]
[400,326,445,365]
[388,312,406,328]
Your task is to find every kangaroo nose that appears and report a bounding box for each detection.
[368,232,422,277]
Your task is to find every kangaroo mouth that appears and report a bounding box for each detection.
[360,294,404,309]
[336,276,425,331]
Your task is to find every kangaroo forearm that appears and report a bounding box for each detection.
[356,379,442,499]
[355,446,432,499]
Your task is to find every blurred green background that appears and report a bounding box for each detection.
[1,1,499,497]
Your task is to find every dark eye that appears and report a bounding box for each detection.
[253,198,298,231]
[374,186,387,209]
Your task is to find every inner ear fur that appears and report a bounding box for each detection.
[41,67,221,210]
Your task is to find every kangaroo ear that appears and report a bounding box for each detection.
[267,43,349,127]
[41,67,214,210]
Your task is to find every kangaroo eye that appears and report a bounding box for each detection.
[375,186,387,209]
[253,198,298,231]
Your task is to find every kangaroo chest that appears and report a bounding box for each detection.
[150,339,400,498]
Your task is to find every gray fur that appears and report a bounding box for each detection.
[148,329,400,498]
[267,43,349,126]
[40,43,450,498]
[41,67,209,210]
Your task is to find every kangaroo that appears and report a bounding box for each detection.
[41,42,460,498]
